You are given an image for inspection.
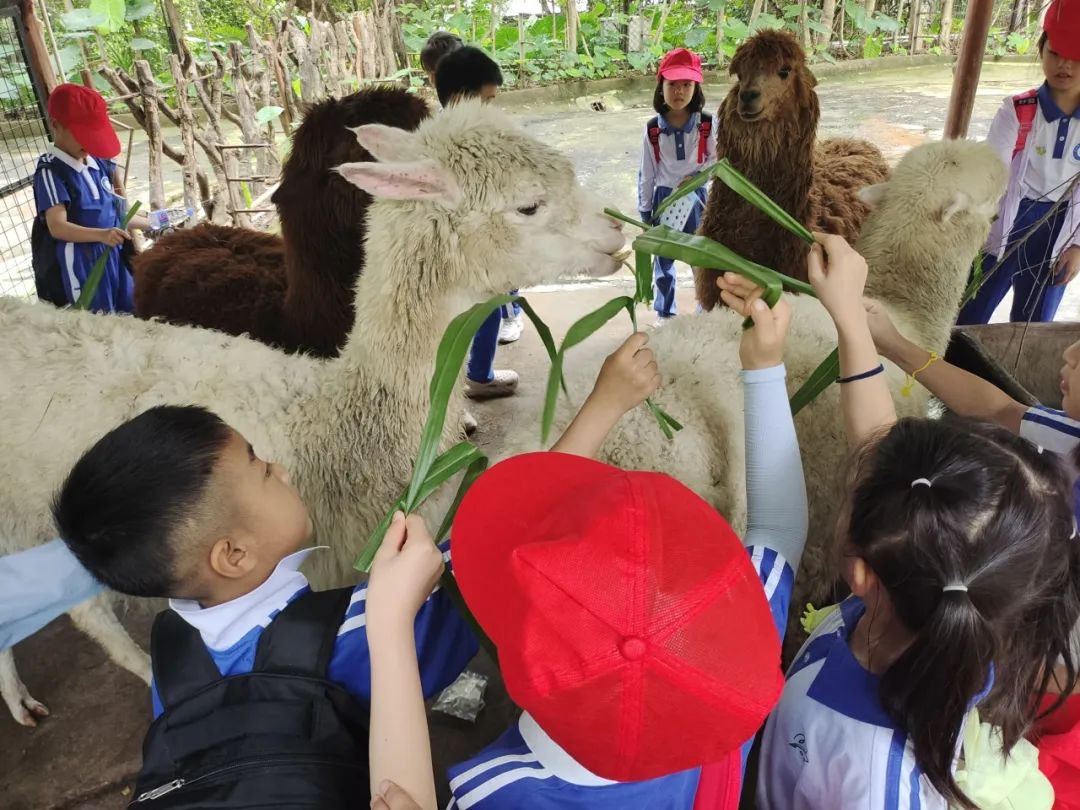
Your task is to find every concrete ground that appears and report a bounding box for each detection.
[0,281,690,809]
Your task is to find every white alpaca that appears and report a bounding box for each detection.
[546,139,1008,637]
[0,100,624,725]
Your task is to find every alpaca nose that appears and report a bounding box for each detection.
[739,89,761,105]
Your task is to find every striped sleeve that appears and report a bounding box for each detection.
[33,162,69,214]
[327,540,477,703]
[747,545,795,641]
[1020,406,1080,454]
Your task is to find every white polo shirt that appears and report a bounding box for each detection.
[757,597,986,810]
[1021,84,1080,203]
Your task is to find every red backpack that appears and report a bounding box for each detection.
[1011,88,1040,158]
[647,112,714,165]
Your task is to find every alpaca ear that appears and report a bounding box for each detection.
[940,191,972,223]
[333,159,461,206]
[350,123,421,163]
[857,183,889,207]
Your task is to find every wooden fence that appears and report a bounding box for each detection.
[98,11,408,230]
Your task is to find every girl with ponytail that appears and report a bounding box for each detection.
[733,235,1080,809]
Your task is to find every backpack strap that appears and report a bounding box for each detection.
[647,116,661,163]
[1011,88,1040,159]
[151,608,230,712]
[252,586,354,677]
[697,112,713,165]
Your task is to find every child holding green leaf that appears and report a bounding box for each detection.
[33,83,150,313]
[637,48,717,324]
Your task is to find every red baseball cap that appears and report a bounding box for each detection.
[658,48,704,83]
[47,83,120,159]
[1044,0,1080,61]
[452,452,784,783]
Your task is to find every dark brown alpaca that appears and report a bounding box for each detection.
[695,30,890,310]
[133,85,431,356]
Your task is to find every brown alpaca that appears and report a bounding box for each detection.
[133,85,431,356]
[695,30,890,310]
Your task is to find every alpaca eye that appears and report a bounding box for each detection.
[779,68,791,80]
[517,203,541,216]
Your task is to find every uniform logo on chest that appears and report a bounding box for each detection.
[1072,143,1080,162]
[1036,145,1047,157]
[789,732,809,763]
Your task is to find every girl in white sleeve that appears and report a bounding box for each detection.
[957,0,1080,324]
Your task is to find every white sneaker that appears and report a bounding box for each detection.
[465,369,519,400]
[498,314,524,344]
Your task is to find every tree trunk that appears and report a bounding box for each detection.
[134,60,165,212]
[1008,0,1025,33]
[749,0,766,25]
[818,0,837,46]
[18,0,57,93]
[938,0,954,48]
[372,0,407,70]
[653,1,672,45]
[864,0,877,18]
[716,4,728,64]
[893,0,906,50]
[159,0,191,69]
[562,0,579,51]
[167,55,200,226]
[797,0,809,47]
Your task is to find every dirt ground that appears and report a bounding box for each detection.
[0,283,695,809]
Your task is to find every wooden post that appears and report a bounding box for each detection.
[17,0,56,95]
[167,55,200,226]
[247,23,286,139]
[228,41,274,197]
[348,12,365,84]
[944,0,994,139]
[518,14,525,84]
[134,60,165,211]
[297,18,325,101]
[356,11,379,78]
[269,27,296,130]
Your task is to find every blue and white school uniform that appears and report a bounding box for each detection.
[1018,404,1080,525]
[150,542,477,717]
[958,85,1080,324]
[637,112,719,319]
[757,596,990,809]
[32,144,134,313]
[446,364,808,809]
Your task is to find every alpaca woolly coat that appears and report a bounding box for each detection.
[695,30,890,311]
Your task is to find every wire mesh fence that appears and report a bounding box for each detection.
[0,6,50,299]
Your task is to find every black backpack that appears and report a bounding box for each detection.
[31,161,136,308]
[130,587,371,809]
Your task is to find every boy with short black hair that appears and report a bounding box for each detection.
[420,31,463,87]
[33,83,150,312]
[434,45,505,109]
[53,404,476,807]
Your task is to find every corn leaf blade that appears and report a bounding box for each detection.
[790,348,840,416]
[74,201,141,311]
[541,296,636,445]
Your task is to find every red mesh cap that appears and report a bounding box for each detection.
[658,48,704,83]
[452,452,784,783]
[47,83,120,159]
[1044,0,1080,60]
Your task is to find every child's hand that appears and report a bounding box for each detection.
[366,512,444,636]
[863,298,905,357]
[371,780,426,810]
[1054,246,1080,287]
[588,332,661,417]
[807,233,869,332]
[718,272,791,369]
[98,227,129,247]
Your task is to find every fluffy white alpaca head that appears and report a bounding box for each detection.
[335,100,624,302]
[857,139,1007,230]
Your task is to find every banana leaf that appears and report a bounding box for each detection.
[73,201,141,311]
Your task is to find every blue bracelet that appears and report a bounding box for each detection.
[836,364,885,384]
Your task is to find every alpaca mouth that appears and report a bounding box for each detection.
[738,108,763,121]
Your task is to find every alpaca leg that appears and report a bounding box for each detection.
[68,594,151,686]
[0,648,49,727]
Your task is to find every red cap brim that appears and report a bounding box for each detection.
[68,119,121,159]
[659,66,703,83]
[1047,34,1080,61]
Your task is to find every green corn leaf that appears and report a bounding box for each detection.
[652,169,713,221]
[635,249,653,305]
[627,300,683,439]
[515,297,567,397]
[790,347,840,416]
[712,158,815,244]
[603,207,650,230]
[74,201,141,311]
[541,296,637,445]
[411,294,516,506]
